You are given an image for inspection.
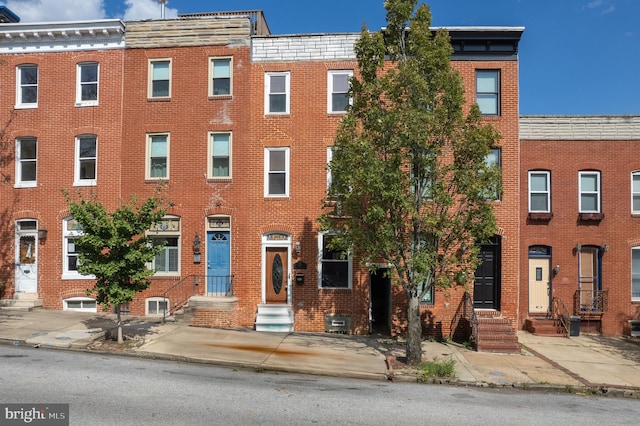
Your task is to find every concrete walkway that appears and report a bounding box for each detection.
[0,309,638,398]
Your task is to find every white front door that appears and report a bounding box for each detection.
[15,221,38,293]
[528,257,550,313]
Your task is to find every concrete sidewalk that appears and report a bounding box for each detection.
[0,309,639,398]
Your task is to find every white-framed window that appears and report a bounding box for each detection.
[476,69,500,116]
[148,59,171,98]
[76,62,99,106]
[75,135,97,186]
[632,248,640,301]
[149,216,180,275]
[146,297,169,316]
[63,297,97,312]
[419,281,434,305]
[264,147,290,197]
[484,147,501,200]
[208,132,231,178]
[528,171,551,213]
[327,70,353,113]
[146,133,169,180]
[318,232,352,289]
[209,57,232,96]
[579,171,601,213]
[631,171,640,214]
[264,72,290,114]
[327,146,334,191]
[62,217,94,279]
[16,64,38,108]
[15,137,37,188]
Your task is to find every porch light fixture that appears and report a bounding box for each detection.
[603,244,609,252]
[575,244,581,252]
[295,241,301,256]
[37,229,47,240]
[553,264,560,276]
[192,234,201,253]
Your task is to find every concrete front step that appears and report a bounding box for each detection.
[0,296,43,311]
[255,304,294,332]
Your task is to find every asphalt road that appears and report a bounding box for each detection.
[1,345,638,425]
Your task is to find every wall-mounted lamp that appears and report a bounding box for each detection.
[553,264,560,276]
[575,244,582,252]
[295,241,301,256]
[37,229,48,240]
[603,244,609,252]
[192,234,201,264]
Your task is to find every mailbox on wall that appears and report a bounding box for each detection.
[295,273,304,285]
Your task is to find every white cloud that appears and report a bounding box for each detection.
[123,0,178,21]
[0,0,106,22]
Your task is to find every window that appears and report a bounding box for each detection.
[75,135,97,186]
[579,171,601,213]
[149,217,180,275]
[264,72,290,114]
[632,172,640,214]
[318,233,351,289]
[632,248,640,301]
[15,137,37,188]
[63,297,97,312]
[76,62,98,105]
[146,134,169,179]
[16,64,38,108]
[327,147,334,191]
[419,281,433,304]
[62,217,93,279]
[484,148,501,200]
[146,297,169,316]
[476,70,500,116]
[528,171,550,213]
[208,132,231,178]
[328,70,352,113]
[148,59,171,98]
[209,57,231,96]
[264,147,289,197]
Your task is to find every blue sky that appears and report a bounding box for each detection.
[1,0,637,115]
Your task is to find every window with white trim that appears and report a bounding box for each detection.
[16,64,38,108]
[148,59,171,98]
[632,248,640,301]
[327,70,352,113]
[62,217,94,279]
[75,135,97,186]
[149,217,180,275]
[318,232,352,289]
[208,132,231,178]
[528,171,551,213]
[146,133,169,179]
[264,72,290,114]
[15,137,37,188]
[264,147,289,197]
[327,146,334,192]
[476,69,500,116]
[76,62,99,106]
[209,57,231,96]
[63,297,97,312]
[579,171,601,213]
[631,171,640,214]
[146,297,169,316]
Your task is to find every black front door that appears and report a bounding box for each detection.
[473,238,501,309]
[370,269,391,335]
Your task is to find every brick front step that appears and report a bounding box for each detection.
[476,341,521,353]
[475,314,519,354]
[524,318,566,337]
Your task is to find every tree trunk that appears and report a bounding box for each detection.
[405,293,423,365]
[116,306,124,344]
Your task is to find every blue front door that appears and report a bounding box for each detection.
[207,231,230,294]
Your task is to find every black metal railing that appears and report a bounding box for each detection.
[573,289,608,315]
[551,296,570,336]
[161,275,234,322]
[450,291,478,349]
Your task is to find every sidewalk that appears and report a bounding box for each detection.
[0,309,639,397]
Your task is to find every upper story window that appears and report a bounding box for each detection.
[264,147,289,197]
[149,217,180,275]
[15,137,37,188]
[209,132,231,178]
[62,217,84,279]
[327,70,353,113]
[484,148,501,201]
[148,59,171,99]
[632,171,640,214]
[318,232,352,289]
[579,171,601,213]
[16,64,38,108]
[264,72,290,114]
[146,133,169,180]
[476,70,500,116]
[528,171,551,213]
[75,135,97,186]
[76,62,99,106]
[209,57,231,96]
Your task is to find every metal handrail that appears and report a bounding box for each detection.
[161,274,235,323]
[551,296,570,336]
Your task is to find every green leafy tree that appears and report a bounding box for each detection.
[320,0,501,365]
[65,191,167,343]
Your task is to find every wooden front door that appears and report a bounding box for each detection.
[265,247,288,304]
